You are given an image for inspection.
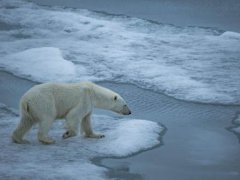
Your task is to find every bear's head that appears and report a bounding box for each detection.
[111,94,131,115]
[90,83,131,115]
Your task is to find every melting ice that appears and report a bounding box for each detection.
[0,0,240,105]
[0,104,162,179]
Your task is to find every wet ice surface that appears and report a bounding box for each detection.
[0,0,240,104]
[0,104,163,179]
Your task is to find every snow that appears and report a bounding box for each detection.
[221,31,240,40]
[89,117,162,156]
[0,105,163,179]
[0,47,77,82]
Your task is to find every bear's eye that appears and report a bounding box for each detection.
[114,96,117,101]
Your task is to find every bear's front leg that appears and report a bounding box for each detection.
[63,108,79,139]
[81,113,105,139]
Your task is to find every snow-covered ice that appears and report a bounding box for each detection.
[0,104,163,179]
[0,47,76,82]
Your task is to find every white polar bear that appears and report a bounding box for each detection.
[12,82,131,144]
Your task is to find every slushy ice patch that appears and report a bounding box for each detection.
[0,104,163,179]
[0,0,240,104]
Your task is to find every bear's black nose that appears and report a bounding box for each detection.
[122,105,131,115]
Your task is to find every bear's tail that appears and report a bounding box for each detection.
[19,98,35,125]
[21,99,31,118]
[12,99,34,144]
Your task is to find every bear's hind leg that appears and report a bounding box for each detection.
[81,113,105,139]
[38,118,55,144]
[12,115,34,144]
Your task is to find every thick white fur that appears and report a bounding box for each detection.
[12,82,131,144]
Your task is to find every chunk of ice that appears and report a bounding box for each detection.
[0,105,163,179]
[0,47,77,82]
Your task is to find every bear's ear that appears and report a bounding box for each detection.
[114,95,117,101]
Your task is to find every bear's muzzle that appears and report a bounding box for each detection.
[122,105,131,115]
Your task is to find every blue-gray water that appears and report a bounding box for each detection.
[31,0,240,32]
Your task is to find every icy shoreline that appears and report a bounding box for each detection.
[0,71,163,180]
[0,71,240,180]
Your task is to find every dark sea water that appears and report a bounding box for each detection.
[31,0,240,32]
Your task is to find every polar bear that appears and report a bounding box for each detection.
[12,82,131,144]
